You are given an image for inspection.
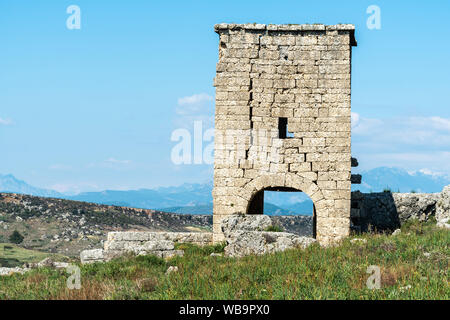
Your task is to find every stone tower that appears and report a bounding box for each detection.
[212,23,357,245]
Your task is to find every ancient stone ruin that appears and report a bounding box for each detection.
[74,23,449,265]
[212,23,357,245]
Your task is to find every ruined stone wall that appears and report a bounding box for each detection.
[351,189,449,232]
[212,24,357,245]
[80,232,213,264]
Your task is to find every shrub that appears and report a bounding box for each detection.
[9,230,24,244]
[264,225,284,232]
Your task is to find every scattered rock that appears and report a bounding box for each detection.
[15,216,23,222]
[22,258,70,270]
[165,266,178,275]
[392,229,401,236]
[399,285,412,292]
[53,262,70,269]
[210,253,222,257]
[36,257,55,268]
[0,267,29,276]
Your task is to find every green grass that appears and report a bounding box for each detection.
[0,221,448,300]
[0,243,67,268]
[263,225,284,232]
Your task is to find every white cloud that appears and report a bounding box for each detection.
[177,93,213,107]
[0,117,13,125]
[353,115,450,144]
[352,114,450,174]
[429,117,450,131]
[351,112,360,129]
[351,114,383,135]
[411,168,448,178]
[175,93,214,129]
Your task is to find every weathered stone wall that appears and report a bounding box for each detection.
[212,23,357,245]
[351,191,442,232]
[80,232,213,264]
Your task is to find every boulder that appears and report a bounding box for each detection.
[80,249,105,264]
[436,185,450,229]
[393,193,440,222]
[221,214,272,235]
[224,230,316,258]
[221,215,316,258]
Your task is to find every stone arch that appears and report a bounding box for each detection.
[240,173,324,208]
[239,173,326,239]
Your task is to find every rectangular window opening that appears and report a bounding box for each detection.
[278,117,294,139]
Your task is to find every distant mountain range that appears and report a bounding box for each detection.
[352,167,450,194]
[0,174,61,198]
[159,202,314,216]
[1,167,449,215]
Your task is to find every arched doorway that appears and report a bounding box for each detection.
[246,186,317,238]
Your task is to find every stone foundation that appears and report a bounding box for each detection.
[80,232,213,264]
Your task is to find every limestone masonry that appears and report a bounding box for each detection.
[212,23,357,245]
[77,186,450,264]
[80,232,213,264]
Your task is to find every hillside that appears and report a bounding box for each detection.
[2,167,450,215]
[0,193,313,260]
[0,243,67,268]
[0,193,211,258]
[0,220,448,300]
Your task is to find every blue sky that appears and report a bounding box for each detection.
[1,0,449,193]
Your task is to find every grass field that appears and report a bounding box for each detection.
[0,220,448,300]
[0,243,67,268]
